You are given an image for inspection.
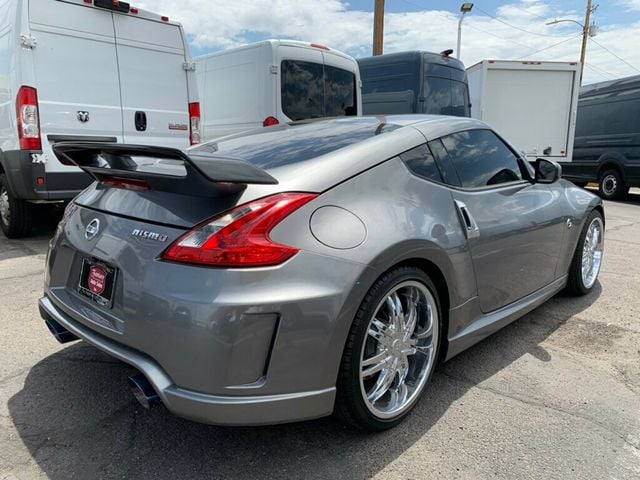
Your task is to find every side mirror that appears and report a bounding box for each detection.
[534,158,562,184]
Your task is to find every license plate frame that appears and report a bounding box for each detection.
[78,258,117,309]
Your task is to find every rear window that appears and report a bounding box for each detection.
[191,118,400,169]
[281,60,357,121]
[424,78,470,117]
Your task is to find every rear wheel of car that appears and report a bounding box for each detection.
[566,210,604,296]
[598,169,629,200]
[335,266,441,431]
[0,174,33,238]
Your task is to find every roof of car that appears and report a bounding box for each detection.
[190,115,491,194]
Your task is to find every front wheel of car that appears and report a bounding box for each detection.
[598,169,629,200]
[335,266,441,431]
[566,210,604,296]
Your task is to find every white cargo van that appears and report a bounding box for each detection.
[467,60,580,163]
[195,40,361,141]
[0,0,200,237]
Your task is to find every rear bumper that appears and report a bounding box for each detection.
[0,150,92,201]
[38,295,336,426]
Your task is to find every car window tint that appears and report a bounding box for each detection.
[424,78,470,117]
[428,139,461,187]
[575,98,640,137]
[441,129,523,188]
[324,65,357,117]
[281,60,324,121]
[400,144,442,183]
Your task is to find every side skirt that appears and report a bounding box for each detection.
[445,275,567,361]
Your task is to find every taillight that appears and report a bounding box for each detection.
[16,86,41,151]
[189,102,201,145]
[101,176,150,192]
[162,192,318,267]
[263,116,279,127]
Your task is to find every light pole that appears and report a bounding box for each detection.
[457,3,474,59]
[546,0,595,84]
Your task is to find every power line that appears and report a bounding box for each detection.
[584,63,616,80]
[517,33,582,59]
[474,5,575,38]
[589,38,640,74]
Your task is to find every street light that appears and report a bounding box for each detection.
[457,3,474,59]
[546,16,597,83]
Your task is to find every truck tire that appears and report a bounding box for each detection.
[0,174,33,238]
[598,169,629,200]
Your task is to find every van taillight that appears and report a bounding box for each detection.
[189,102,201,145]
[16,86,41,151]
[162,193,318,267]
[263,116,279,127]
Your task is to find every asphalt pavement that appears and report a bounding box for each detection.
[1,191,639,480]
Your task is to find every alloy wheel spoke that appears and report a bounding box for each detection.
[367,362,398,404]
[361,351,390,377]
[368,318,388,341]
[386,292,404,332]
[403,291,419,341]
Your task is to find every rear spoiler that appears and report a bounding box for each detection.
[52,142,278,197]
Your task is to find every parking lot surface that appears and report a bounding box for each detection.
[1,192,639,480]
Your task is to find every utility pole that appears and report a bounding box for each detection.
[373,0,385,56]
[579,0,593,83]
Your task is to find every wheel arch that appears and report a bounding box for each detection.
[327,241,456,388]
[597,154,626,182]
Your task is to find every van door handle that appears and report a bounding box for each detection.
[135,111,147,132]
[454,200,480,239]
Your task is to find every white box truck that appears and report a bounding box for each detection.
[195,40,361,141]
[0,0,200,238]
[467,60,580,163]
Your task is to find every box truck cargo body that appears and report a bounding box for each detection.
[195,40,361,141]
[467,60,580,162]
[0,0,199,237]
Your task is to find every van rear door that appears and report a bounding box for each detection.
[113,15,190,148]
[29,0,124,173]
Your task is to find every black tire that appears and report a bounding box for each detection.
[598,169,629,200]
[566,210,604,296]
[334,266,442,431]
[0,173,33,238]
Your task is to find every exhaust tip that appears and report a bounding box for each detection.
[44,317,79,344]
[128,374,160,409]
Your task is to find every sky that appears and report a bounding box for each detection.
[137,0,640,85]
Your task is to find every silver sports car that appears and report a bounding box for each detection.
[39,115,604,431]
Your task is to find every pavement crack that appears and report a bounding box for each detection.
[441,371,640,451]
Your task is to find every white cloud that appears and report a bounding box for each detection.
[619,0,640,11]
[138,0,640,84]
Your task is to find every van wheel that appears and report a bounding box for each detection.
[598,169,629,200]
[0,174,33,238]
[335,266,441,431]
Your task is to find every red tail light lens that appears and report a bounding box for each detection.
[162,192,318,267]
[16,86,42,151]
[263,116,279,127]
[101,176,150,192]
[189,102,201,145]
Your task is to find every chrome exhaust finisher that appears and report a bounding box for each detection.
[128,374,161,409]
[43,315,79,344]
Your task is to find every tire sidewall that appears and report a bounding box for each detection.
[342,267,442,430]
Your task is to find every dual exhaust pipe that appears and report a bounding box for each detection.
[43,316,161,410]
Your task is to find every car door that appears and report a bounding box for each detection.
[430,129,566,313]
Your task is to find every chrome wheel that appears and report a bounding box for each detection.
[581,217,604,289]
[601,174,617,196]
[0,186,9,226]
[359,280,439,419]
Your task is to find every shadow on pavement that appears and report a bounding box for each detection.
[0,206,62,260]
[9,284,601,479]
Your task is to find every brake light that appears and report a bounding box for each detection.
[189,102,201,145]
[263,116,279,127]
[310,43,330,51]
[162,193,318,267]
[16,86,41,151]
[101,176,150,192]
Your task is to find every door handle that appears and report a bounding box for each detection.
[454,200,480,239]
[134,111,147,132]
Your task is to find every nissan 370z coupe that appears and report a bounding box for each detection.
[39,116,604,431]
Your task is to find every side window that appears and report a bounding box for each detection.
[428,139,462,186]
[441,129,523,188]
[281,60,324,121]
[400,144,442,183]
[324,65,357,116]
